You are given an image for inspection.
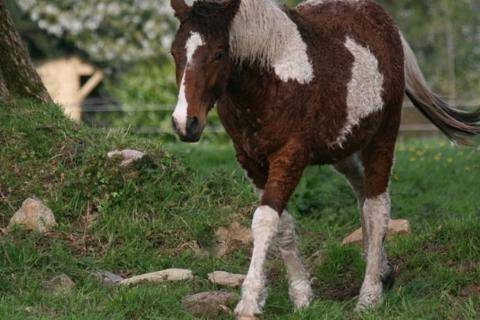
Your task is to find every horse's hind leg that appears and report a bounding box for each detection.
[277,211,313,309]
[355,117,399,311]
[334,154,367,251]
[334,154,394,286]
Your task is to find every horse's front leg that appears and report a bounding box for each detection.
[235,141,308,319]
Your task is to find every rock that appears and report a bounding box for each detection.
[120,268,193,286]
[215,221,252,257]
[92,270,124,288]
[107,149,145,168]
[182,291,238,319]
[208,271,245,288]
[45,274,75,295]
[342,219,411,245]
[24,306,34,314]
[8,198,57,233]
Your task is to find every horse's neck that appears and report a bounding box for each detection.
[226,63,275,108]
[229,0,313,84]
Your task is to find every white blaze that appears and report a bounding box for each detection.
[173,32,205,135]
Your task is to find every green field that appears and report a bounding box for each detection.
[0,101,479,319]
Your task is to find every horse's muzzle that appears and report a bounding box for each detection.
[171,116,202,143]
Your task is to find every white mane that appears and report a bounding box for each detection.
[188,0,314,84]
[230,0,314,84]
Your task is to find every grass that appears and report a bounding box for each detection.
[0,101,479,319]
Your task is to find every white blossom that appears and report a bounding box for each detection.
[17,0,177,63]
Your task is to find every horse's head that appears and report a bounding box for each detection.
[170,0,240,142]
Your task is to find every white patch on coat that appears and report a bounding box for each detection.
[230,0,314,84]
[357,192,390,311]
[235,205,279,317]
[172,32,205,134]
[333,37,384,147]
[277,211,313,309]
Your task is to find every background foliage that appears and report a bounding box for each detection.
[9,0,480,131]
[15,0,176,63]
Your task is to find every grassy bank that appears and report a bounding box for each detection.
[0,101,479,319]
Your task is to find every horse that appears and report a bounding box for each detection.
[168,0,480,317]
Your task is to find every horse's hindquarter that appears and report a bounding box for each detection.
[295,0,405,162]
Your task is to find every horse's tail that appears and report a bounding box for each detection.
[401,33,480,146]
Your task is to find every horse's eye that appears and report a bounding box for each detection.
[214,51,225,61]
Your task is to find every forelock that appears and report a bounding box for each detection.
[186,0,237,37]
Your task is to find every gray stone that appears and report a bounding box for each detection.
[342,219,411,245]
[120,268,193,286]
[8,198,57,233]
[45,274,75,295]
[92,270,124,288]
[182,291,238,319]
[107,149,146,168]
[208,271,245,288]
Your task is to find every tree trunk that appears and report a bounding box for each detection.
[0,71,11,100]
[0,0,51,102]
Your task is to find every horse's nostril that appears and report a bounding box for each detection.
[186,116,199,132]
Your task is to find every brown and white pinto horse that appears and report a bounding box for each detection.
[169,0,480,317]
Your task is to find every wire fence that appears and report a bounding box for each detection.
[79,97,480,136]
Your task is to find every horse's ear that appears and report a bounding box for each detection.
[223,0,241,21]
[171,0,191,21]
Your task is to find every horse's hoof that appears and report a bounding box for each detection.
[356,280,383,312]
[289,279,314,310]
[235,298,261,319]
[355,295,382,312]
[236,317,260,320]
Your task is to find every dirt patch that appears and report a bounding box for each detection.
[314,278,362,301]
[312,261,363,301]
[458,284,480,298]
[423,242,451,256]
[215,221,252,257]
[43,231,109,256]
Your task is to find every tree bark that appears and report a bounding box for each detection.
[0,0,51,102]
[0,71,11,100]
